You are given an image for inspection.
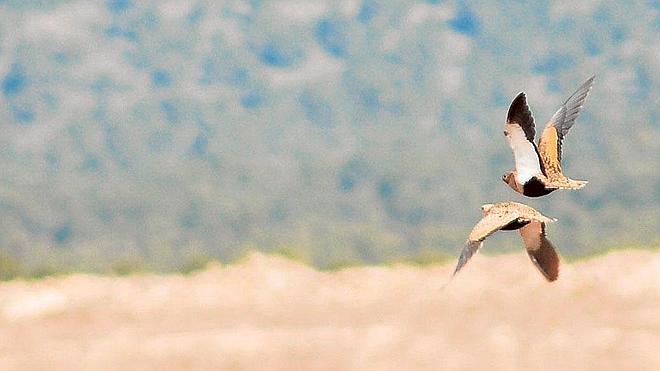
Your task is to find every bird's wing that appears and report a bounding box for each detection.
[505,93,544,182]
[519,221,560,281]
[452,240,483,279]
[538,76,595,171]
[453,210,520,277]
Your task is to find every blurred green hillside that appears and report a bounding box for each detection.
[0,1,657,276]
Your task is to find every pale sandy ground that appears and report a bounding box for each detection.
[0,250,659,371]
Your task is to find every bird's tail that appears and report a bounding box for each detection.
[549,178,588,190]
[564,179,588,189]
[539,215,558,224]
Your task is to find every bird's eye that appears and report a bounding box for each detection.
[503,130,508,136]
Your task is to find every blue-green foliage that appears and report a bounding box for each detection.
[0,0,657,273]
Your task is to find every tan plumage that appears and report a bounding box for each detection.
[519,221,560,281]
[502,76,594,197]
[453,202,561,281]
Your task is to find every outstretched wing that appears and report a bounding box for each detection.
[453,210,520,277]
[452,240,483,279]
[538,76,595,173]
[508,92,536,141]
[505,93,544,182]
[519,221,560,281]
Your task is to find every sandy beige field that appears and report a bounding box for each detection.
[0,249,658,371]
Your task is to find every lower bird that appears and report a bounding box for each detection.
[453,201,561,281]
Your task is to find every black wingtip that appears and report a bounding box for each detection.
[507,92,536,142]
[507,92,527,121]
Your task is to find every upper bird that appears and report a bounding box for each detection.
[502,76,595,197]
[453,201,561,282]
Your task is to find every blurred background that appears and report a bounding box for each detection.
[0,0,657,277]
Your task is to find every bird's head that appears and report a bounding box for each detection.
[502,171,517,190]
[480,203,495,215]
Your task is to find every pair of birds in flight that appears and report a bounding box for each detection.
[453,76,595,282]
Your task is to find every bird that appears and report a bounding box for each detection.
[453,201,561,281]
[502,76,594,197]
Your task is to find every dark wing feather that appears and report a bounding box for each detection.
[541,76,595,162]
[519,221,560,281]
[452,240,482,278]
[505,93,545,180]
[507,92,536,142]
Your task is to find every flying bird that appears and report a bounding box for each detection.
[453,201,561,282]
[502,76,594,197]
